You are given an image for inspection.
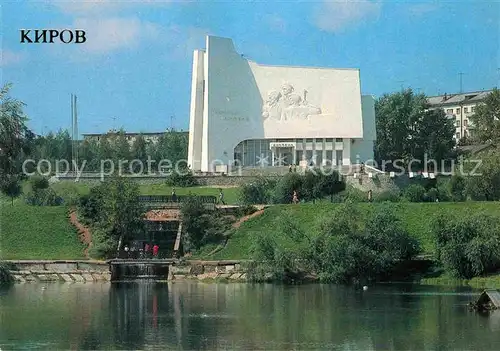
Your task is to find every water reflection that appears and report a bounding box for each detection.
[1,283,500,350]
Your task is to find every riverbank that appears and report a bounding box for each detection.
[5,259,500,289]
[209,201,500,259]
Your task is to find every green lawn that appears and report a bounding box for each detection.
[48,181,241,205]
[0,181,241,260]
[0,204,86,260]
[209,202,500,260]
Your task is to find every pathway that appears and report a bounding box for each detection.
[69,208,92,258]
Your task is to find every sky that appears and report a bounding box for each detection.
[2,0,499,136]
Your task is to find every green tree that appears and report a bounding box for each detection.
[154,129,188,171]
[179,196,230,252]
[131,134,148,173]
[464,148,500,201]
[112,130,131,163]
[0,83,35,180]
[375,89,455,168]
[79,177,145,258]
[0,175,22,205]
[79,139,99,171]
[434,213,500,278]
[470,88,500,144]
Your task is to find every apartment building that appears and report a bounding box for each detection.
[427,90,493,142]
[82,130,187,144]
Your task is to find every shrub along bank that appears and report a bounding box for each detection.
[204,202,500,283]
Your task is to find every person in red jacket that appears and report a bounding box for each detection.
[153,244,159,258]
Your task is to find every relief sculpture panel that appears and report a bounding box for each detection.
[262,83,322,121]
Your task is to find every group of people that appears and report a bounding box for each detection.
[123,243,160,259]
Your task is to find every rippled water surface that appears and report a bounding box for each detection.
[1,282,500,350]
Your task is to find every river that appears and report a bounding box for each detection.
[1,282,499,350]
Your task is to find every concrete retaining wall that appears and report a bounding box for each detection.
[5,260,111,283]
[168,260,248,281]
[4,260,248,283]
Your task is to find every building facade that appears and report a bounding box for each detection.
[188,36,376,172]
[427,90,493,142]
[82,130,186,144]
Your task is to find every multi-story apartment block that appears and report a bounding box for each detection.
[82,130,187,144]
[427,90,493,142]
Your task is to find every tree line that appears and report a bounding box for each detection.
[29,128,188,173]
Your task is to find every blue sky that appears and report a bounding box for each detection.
[2,0,499,136]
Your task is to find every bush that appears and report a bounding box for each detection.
[312,205,419,283]
[373,190,400,202]
[55,183,82,206]
[87,228,116,259]
[165,168,198,187]
[424,187,439,202]
[433,213,500,279]
[78,187,104,223]
[448,175,466,201]
[343,186,368,203]
[30,175,49,191]
[404,184,426,202]
[436,184,451,202]
[180,196,231,252]
[25,188,64,206]
[248,203,420,284]
[270,173,303,204]
[239,177,276,205]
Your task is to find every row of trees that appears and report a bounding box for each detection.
[30,128,188,173]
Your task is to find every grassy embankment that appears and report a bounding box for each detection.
[0,204,86,260]
[0,181,241,260]
[202,201,500,287]
[210,202,500,259]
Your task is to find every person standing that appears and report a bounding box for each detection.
[124,245,130,259]
[171,188,177,202]
[368,190,373,202]
[145,243,151,258]
[219,189,226,205]
[292,190,299,204]
[153,244,159,258]
[289,164,293,173]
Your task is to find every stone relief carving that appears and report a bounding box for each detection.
[262,83,322,121]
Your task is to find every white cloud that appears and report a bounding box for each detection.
[312,0,382,33]
[49,0,175,14]
[72,17,161,54]
[0,49,25,67]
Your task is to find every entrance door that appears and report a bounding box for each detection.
[336,150,343,166]
[273,147,293,166]
[281,147,293,166]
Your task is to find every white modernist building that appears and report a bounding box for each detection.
[188,36,376,172]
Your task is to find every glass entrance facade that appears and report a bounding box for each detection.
[233,138,346,167]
